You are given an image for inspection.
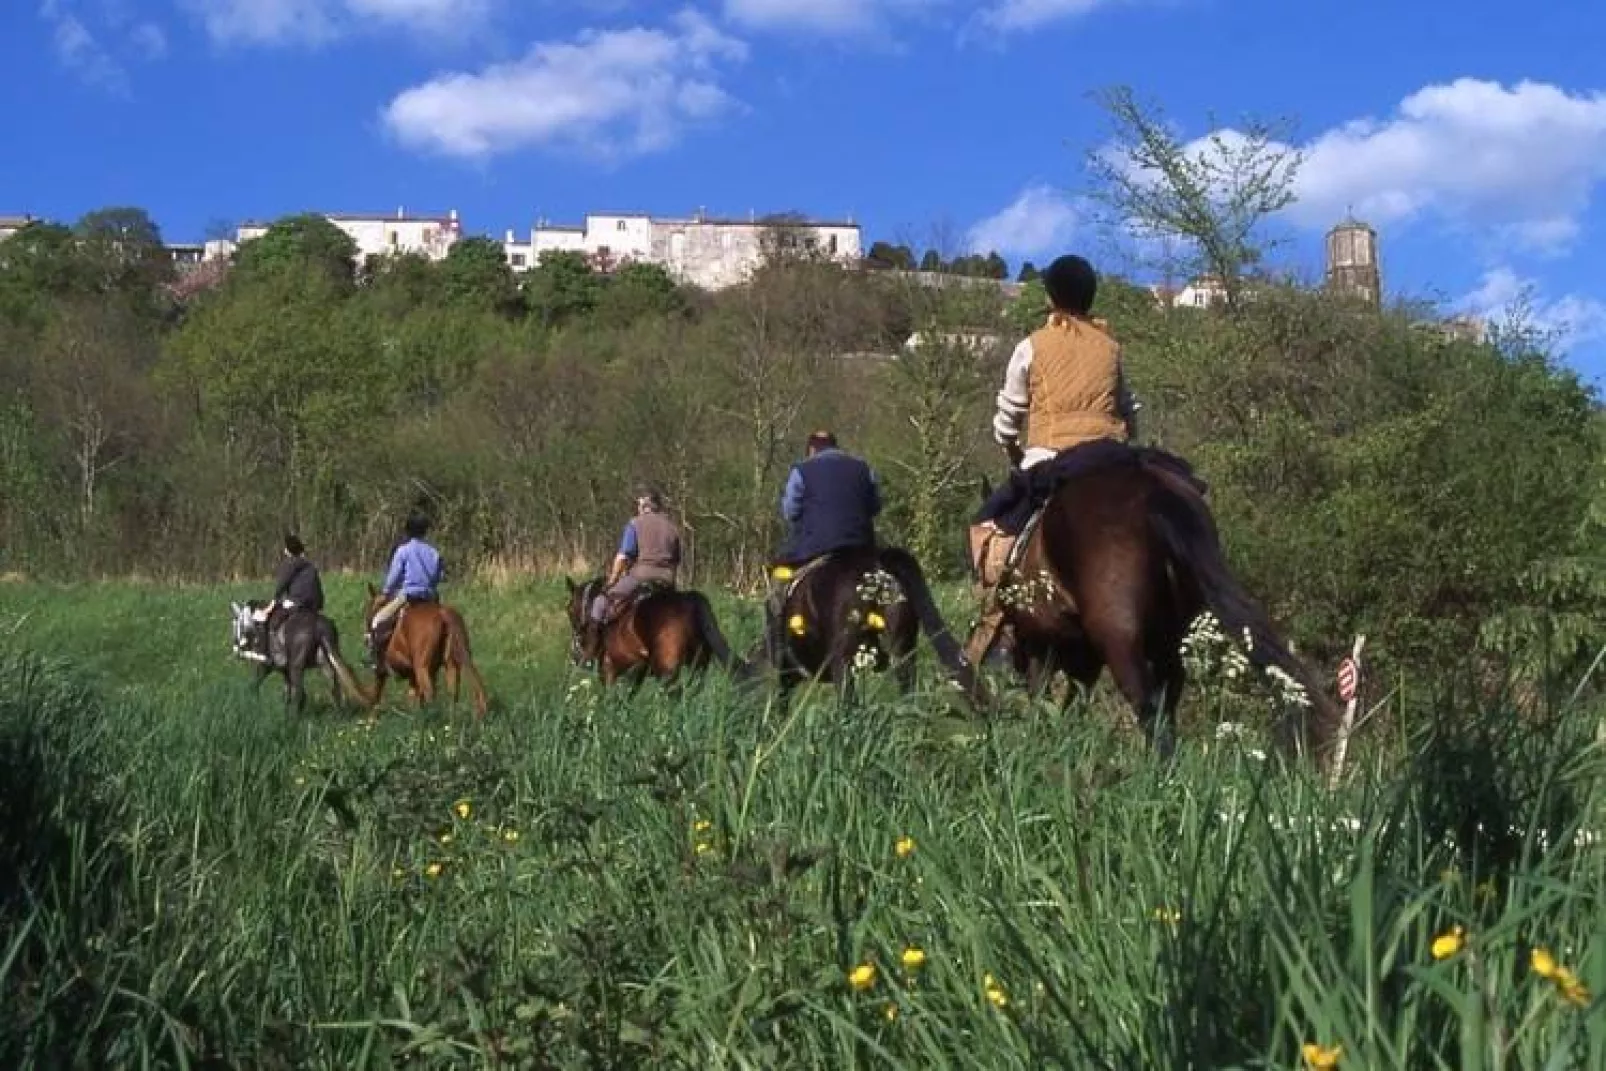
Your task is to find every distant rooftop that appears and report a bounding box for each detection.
[530,211,859,231]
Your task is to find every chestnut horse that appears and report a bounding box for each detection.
[362,586,489,718]
[967,445,1341,770]
[564,577,746,689]
[755,545,975,704]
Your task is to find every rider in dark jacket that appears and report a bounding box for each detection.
[254,533,325,660]
[272,533,325,614]
[765,430,882,659]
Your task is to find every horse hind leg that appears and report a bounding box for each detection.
[1099,628,1176,760]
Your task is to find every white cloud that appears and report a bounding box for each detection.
[1281,79,1606,255]
[722,0,937,34]
[185,0,339,46]
[966,184,1080,259]
[130,22,168,58]
[40,0,128,91]
[979,0,1124,33]
[1458,268,1606,354]
[382,9,748,160]
[184,0,490,45]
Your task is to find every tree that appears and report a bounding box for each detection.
[594,262,687,326]
[919,249,942,273]
[439,236,521,316]
[866,241,916,271]
[1084,85,1303,310]
[233,213,358,288]
[523,250,601,328]
[1017,261,1040,282]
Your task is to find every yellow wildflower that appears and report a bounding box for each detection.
[848,963,877,991]
[894,836,916,859]
[696,842,715,857]
[424,862,444,879]
[1302,1042,1342,1069]
[1554,968,1590,1008]
[772,565,794,581]
[694,819,713,833]
[865,611,887,632]
[1531,947,1558,979]
[788,614,807,636]
[1431,925,1465,960]
[984,973,1008,1009]
[1152,907,1181,925]
[502,828,520,843]
[901,947,927,971]
[439,833,453,845]
[882,1002,899,1022]
[454,799,472,820]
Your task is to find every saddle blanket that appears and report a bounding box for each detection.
[977,439,1207,536]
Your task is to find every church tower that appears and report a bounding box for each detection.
[1325,216,1381,304]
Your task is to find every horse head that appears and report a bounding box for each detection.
[564,575,603,667]
[229,599,269,662]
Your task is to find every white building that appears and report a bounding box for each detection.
[235,208,462,263]
[503,211,862,290]
[0,215,35,241]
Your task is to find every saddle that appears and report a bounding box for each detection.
[599,579,675,626]
[769,554,835,605]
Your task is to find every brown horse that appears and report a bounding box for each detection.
[755,545,975,704]
[362,586,489,718]
[564,577,746,689]
[967,447,1341,770]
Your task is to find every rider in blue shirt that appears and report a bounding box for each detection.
[367,512,444,663]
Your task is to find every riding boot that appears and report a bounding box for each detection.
[963,593,1008,669]
[763,583,788,669]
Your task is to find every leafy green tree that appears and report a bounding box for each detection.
[1084,84,1303,310]
[233,213,358,289]
[523,251,601,328]
[440,236,521,316]
[1017,261,1040,282]
[594,262,687,326]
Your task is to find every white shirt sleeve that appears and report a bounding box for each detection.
[992,336,1034,446]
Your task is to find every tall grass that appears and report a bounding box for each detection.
[1,580,1601,1068]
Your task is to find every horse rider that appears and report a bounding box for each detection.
[251,532,325,658]
[588,487,682,641]
[765,430,883,658]
[367,511,444,665]
[964,253,1140,667]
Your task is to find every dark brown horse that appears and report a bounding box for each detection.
[756,545,975,703]
[564,577,746,689]
[362,586,489,718]
[968,449,1341,770]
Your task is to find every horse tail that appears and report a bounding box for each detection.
[1146,485,1341,761]
[688,593,750,679]
[318,619,375,709]
[444,609,490,717]
[877,547,977,696]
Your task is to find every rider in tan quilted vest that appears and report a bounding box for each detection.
[964,254,1138,665]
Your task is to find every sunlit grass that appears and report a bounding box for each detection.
[0,580,1601,1067]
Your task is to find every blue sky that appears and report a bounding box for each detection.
[5,0,1605,385]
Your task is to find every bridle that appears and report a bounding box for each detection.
[569,578,602,667]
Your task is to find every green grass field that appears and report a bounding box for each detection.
[2,577,1603,1069]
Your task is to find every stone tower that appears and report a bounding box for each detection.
[1325,216,1381,304]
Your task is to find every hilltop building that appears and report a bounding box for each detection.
[0,215,35,241]
[502,210,862,290]
[233,208,462,263]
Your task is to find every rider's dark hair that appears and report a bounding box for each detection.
[404,511,431,539]
[1043,254,1098,315]
[806,430,837,452]
[635,486,665,512]
[283,533,305,556]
